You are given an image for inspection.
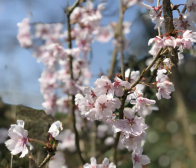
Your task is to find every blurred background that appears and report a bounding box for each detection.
[0,0,196,167]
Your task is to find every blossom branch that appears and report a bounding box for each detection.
[66,2,86,164]
[128,48,163,90]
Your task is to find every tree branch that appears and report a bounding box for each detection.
[113,0,126,164]
[67,0,85,15]
[127,48,163,91]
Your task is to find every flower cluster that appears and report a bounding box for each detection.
[5,120,63,158]
[84,157,116,168]
[13,0,196,167]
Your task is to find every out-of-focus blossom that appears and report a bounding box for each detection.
[48,121,63,138]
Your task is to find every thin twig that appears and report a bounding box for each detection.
[108,0,126,79]
[157,0,161,36]
[66,1,86,164]
[38,152,54,168]
[119,0,125,80]
[28,138,46,146]
[181,4,187,13]
[67,0,85,14]
[10,154,13,168]
[127,48,163,91]
[108,49,117,79]
[113,0,126,164]
[113,94,127,165]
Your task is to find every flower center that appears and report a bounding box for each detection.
[99,103,107,111]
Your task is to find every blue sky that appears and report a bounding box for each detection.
[0,0,185,108]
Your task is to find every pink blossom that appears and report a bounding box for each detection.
[156,81,175,100]
[186,0,196,23]
[113,108,147,136]
[94,26,114,43]
[39,69,58,95]
[173,13,196,31]
[113,77,131,97]
[62,78,78,95]
[94,95,115,120]
[84,157,97,168]
[148,36,165,48]
[35,23,51,40]
[17,18,32,48]
[97,158,116,168]
[156,69,167,83]
[132,148,150,168]
[139,2,163,29]
[56,97,72,114]
[126,84,144,104]
[125,69,140,84]
[163,36,176,48]
[183,30,196,43]
[94,76,114,96]
[5,120,33,158]
[56,129,76,152]
[134,97,156,117]
[48,121,63,138]
[120,132,146,151]
[48,151,68,168]
[42,93,58,115]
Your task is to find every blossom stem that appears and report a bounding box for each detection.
[126,47,163,92]
[28,138,46,146]
[119,0,125,80]
[157,0,161,36]
[38,152,54,168]
[66,1,86,164]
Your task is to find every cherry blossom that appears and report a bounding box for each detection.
[17,18,32,48]
[97,158,116,168]
[83,157,97,168]
[186,0,196,23]
[173,13,196,31]
[48,151,68,168]
[48,121,63,138]
[113,108,147,136]
[120,132,146,151]
[113,76,131,97]
[132,148,150,168]
[5,120,33,158]
[94,76,114,96]
[133,97,156,117]
[94,95,117,120]
[56,129,76,152]
[125,69,140,84]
